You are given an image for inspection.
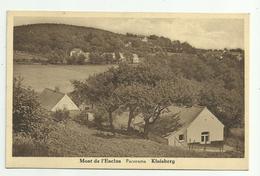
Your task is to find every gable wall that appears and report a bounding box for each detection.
[186,108,224,143]
[51,94,79,111]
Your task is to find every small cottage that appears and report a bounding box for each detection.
[39,88,79,112]
[131,105,224,146]
[162,106,224,146]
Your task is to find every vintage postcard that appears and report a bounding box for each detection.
[6,11,249,169]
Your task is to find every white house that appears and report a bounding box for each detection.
[70,48,90,63]
[141,36,148,42]
[163,106,224,147]
[39,88,79,112]
[131,105,224,147]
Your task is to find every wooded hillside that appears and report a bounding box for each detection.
[14,23,197,64]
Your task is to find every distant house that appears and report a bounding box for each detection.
[131,106,224,147]
[39,88,79,112]
[101,52,116,60]
[125,41,132,47]
[70,48,90,63]
[118,52,126,62]
[132,54,140,64]
[141,36,148,42]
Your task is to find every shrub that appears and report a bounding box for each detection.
[13,133,50,156]
[74,111,89,126]
[13,76,43,134]
[51,109,70,122]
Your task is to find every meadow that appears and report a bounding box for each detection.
[14,64,114,93]
[13,120,242,157]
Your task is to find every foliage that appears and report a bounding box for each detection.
[13,76,43,134]
[51,109,70,122]
[14,23,201,65]
[13,133,50,156]
[137,79,198,138]
[66,54,85,65]
[13,76,56,156]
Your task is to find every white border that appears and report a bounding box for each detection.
[1,0,260,175]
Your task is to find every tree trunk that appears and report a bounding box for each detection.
[143,120,150,139]
[108,111,115,134]
[127,107,135,131]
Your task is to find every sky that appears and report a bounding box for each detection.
[14,16,245,49]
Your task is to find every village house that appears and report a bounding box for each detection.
[39,88,79,112]
[131,105,224,147]
[125,41,132,47]
[101,52,116,60]
[118,52,126,62]
[70,48,90,63]
[141,36,148,42]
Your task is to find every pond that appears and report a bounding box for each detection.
[14,64,115,93]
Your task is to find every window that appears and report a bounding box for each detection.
[179,134,184,141]
[201,132,210,143]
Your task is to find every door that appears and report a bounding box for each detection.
[201,131,210,144]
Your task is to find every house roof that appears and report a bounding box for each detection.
[115,105,206,136]
[147,105,205,137]
[39,88,65,110]
[163,105,205,129]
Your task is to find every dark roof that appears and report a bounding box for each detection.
[164,105,205,129]
[150,105,205,137]
[39,88,65,110]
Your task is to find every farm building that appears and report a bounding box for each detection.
[39,88,79,112]
[130,106,224,146]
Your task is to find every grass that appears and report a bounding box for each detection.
[14,64,114,93]
[13,120,243,157]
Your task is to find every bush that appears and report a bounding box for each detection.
[51,109,70,122]
[74,111,89,126]
[13,76,43,134]
[93,108,107,129]
[13,133,50,156]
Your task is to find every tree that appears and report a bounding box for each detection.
[71,67,121,133]
[138,79,197,138]
[13,76,54,142]
[13,77,43,134]
[113,63,175,132]
[115,83,143,131]
[199,81,244,128]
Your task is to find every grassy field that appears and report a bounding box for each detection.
[14,64,114,93]
[13,120,243,157]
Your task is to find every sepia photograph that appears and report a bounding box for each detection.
[6,11,249,169]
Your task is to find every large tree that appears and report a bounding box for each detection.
[139,79,197,138]
[13,77,43,134]
[71,67,121,133]
[115,83,144,131]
